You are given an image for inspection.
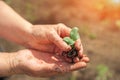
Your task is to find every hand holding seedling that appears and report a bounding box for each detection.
[30,24,84,63]
[63,27,83,63]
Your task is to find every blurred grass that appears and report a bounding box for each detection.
[4,0,12,4]
[96,64,113,80]
[88,33,97,40]
[25,2,36,22]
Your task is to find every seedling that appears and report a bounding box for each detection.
[63,27,80,63]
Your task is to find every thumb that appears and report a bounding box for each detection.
[48,31,71,51]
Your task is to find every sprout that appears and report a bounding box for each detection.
[63,27,80,63]
[63,37,75,46]
[70,27,80,41]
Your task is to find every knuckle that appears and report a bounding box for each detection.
[58,23,67,28]
[54,38,60,43]
[48,31,56,40]
[61,45,70,51]
[49,31,55,35]
[58,23,65,26]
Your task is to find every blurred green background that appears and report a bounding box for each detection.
[0,0,120,80]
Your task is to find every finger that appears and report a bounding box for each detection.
[78,45,83,58]
[75,39,81,51]
[48,31,71,51]
[73,57,80,63]
[58,23,71,38]
[81,55,90,63]
[79,53,83,59]
[70,62,87,71]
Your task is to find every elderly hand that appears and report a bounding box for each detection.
[25,24,84,62]
[10,49,89,77]
[27,24,71,52]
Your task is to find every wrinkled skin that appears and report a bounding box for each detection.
[27,23,84,62]
[14,49,89,77]
[28,23,72,53]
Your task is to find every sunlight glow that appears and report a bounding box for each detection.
[111,0,120,4]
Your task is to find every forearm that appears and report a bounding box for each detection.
[0,52,19,77]
[0,1,32,45]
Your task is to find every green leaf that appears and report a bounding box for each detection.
[70,27,80,41]
[63,37,75,46]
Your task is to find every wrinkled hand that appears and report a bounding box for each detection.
[26,23,84,62]
[13,49,89,77]
[28,23,71,52]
